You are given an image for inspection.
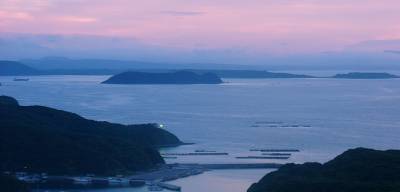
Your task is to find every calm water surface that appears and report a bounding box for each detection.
[2,75,400,191]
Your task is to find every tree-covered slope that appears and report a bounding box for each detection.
[333,72,399,79]
[0,174,28,192]
[0,61,39,76]
[189,69,314,78]
[0,96,182,175]
[248,148,400,192]
[102,71,223,84]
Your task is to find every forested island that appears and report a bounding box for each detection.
[2,60,399,80]
[0,61,39,76]
[0,96,182,176]
[332,72,399,79]
[102,71,223,84]
[189,70,314,78]
[248,148,400,192]
[2,59,400,83]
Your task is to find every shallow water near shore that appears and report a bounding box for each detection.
[32,170,269,192]
[2,75,400,191]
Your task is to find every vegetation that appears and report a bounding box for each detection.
[333,72,398,79]
[102,71,223,84]
[0,174,28,192]
[0,61,39,76]
[190,69,314,78]
[248,148,400,192]
[0,96,182,175]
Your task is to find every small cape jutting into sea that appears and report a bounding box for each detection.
[0,95,182,176]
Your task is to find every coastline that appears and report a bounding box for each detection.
[16,163,282,190]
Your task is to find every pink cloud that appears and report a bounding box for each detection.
[58,16,98,23]
[0,10,33,20]
[1,0,400,54]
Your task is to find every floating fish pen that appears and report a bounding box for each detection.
[201,163,283,169]
[262,153,292,156]
[162,156,178,159]
[73,177,92,185]
[254,121,284,124]
[236,156,290,160]
[161,152,228,156]
[195,149,217,153]
[13,78,29,81]
[107,177,130,186]
[250,149,300,152]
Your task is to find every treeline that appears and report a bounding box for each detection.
[0,96,182,176]
[248,148,400,192]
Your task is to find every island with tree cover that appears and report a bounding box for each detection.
[0,61,39,76]
[0,96,182,176]
[102,71,223,84]
[189,69,315,78]
[248,148,400,192]
[332,72,399,79]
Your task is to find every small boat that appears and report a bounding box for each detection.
[13,78,29,81]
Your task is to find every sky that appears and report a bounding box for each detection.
[1,0,400,67]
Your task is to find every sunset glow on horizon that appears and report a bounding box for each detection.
[1,0,400,53]
[1,0,400,65]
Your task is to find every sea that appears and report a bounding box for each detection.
[1,74,400,192]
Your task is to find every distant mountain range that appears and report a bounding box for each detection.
[20,57,255,70]
[2,33,400,71]
[1,60,399,79]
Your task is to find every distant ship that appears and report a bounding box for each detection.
[13,78,29,81]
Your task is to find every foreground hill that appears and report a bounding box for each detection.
[0,96,182,175]
[0,61,39,76]
[248,148,400,192]
[0,174,28,192]
[333,72,399,79]
[102,71,223,84]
